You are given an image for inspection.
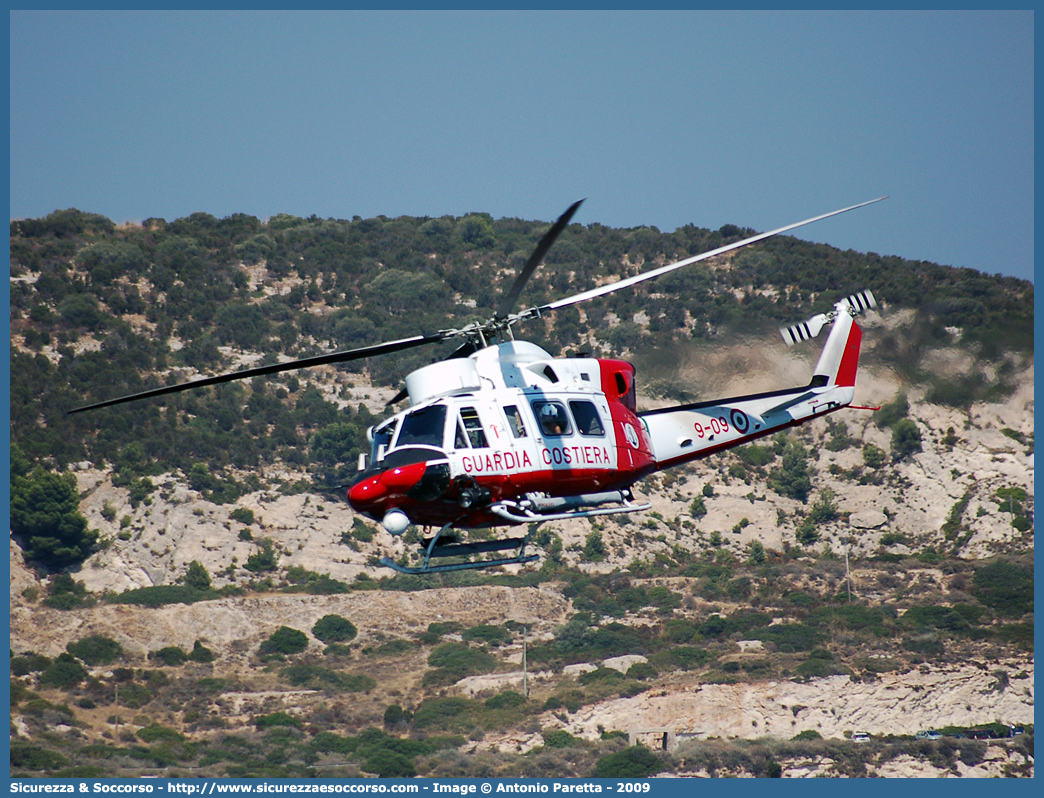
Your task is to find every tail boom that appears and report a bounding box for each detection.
[639,380,855,471]
[639,300,867,472]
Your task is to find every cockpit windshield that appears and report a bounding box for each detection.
[395,404,448,449]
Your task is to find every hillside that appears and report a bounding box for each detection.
[8,207,1034,778]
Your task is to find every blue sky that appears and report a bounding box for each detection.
[9,10,1034,281]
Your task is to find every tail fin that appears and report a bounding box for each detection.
[781,290,877,388]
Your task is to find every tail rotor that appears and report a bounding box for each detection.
[781,289,877,346]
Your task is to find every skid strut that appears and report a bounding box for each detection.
[380,521,539,575]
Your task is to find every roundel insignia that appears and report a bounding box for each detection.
[730,409,750,434]
[623,423,640,448]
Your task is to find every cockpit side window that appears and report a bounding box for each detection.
[532,400,572,437]
[373,419,398,453]
[569,400,605,436]
[459,407,488,448]
[396,404,448,449]
[504,405,528,438]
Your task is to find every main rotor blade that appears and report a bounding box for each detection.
[495,199,584,321]
[536,197,888,315]
[69,332,447,414]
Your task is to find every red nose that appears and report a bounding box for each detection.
[347,462,429,513]
[347,474,386,510]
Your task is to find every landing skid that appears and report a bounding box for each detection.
[379,492,651,576]
[489,496,651,524]
[380,522,538,575]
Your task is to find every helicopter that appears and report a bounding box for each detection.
[71,196,886,575]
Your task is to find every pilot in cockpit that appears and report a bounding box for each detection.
[538,402,569,436]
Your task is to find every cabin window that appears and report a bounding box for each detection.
[569,400,605,436]
[504,405,528,438]
[454,420,468,449]
[396,404,447,449]
[532,400,572,437]
[459,407,488,448]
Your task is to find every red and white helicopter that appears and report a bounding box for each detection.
[73,197,885,575]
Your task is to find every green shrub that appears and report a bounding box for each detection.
[260,626,309,656]
[583,530,606,562]
[149,646,188,666]
[183,561,212,591]
[136,725,185,743]
[900,605,970,633]
[592,745,663,777]
[427,642,496,675]
[426,621,463,637]
[11,653,51,676]
[806,604,894,637]
[796,651,847,679]
[542,690,586,714]
[768,437,812,502]
[10,466,97,570]
[903,634,945,657]
[280,664,376,692]
[312,614,358,644]
[746,540,766,565]
[383,704,409,728]
[890,418,923,461]
[626,661,659,680]
[485,691,526,710]
[350,517,375,542]
[543,729,581,748]
[862,443,887,469]
[646,585,682,612]
[39,653,87,689]
[875,393,909,429]
[661,619,701,644]
[189,640,216,663]
[973,560,1033,617]
[748,623,822,653]
[41,573,94,610]
[230,507,255,526]
[412,697,476,733]
[996,623,1033,650]
[10,742,70,772]
[462,624,511,647]
[107,585,217,608]
[648,646,710,672]
[736,442,776,467]
[795,517,819,546]
[254,712,300,729]
[364,748,415,778]
[244,538,279,572]
[421,639,499,689]
[284,567,352,595]
[579,667,626,685]
[792,729,823,741]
